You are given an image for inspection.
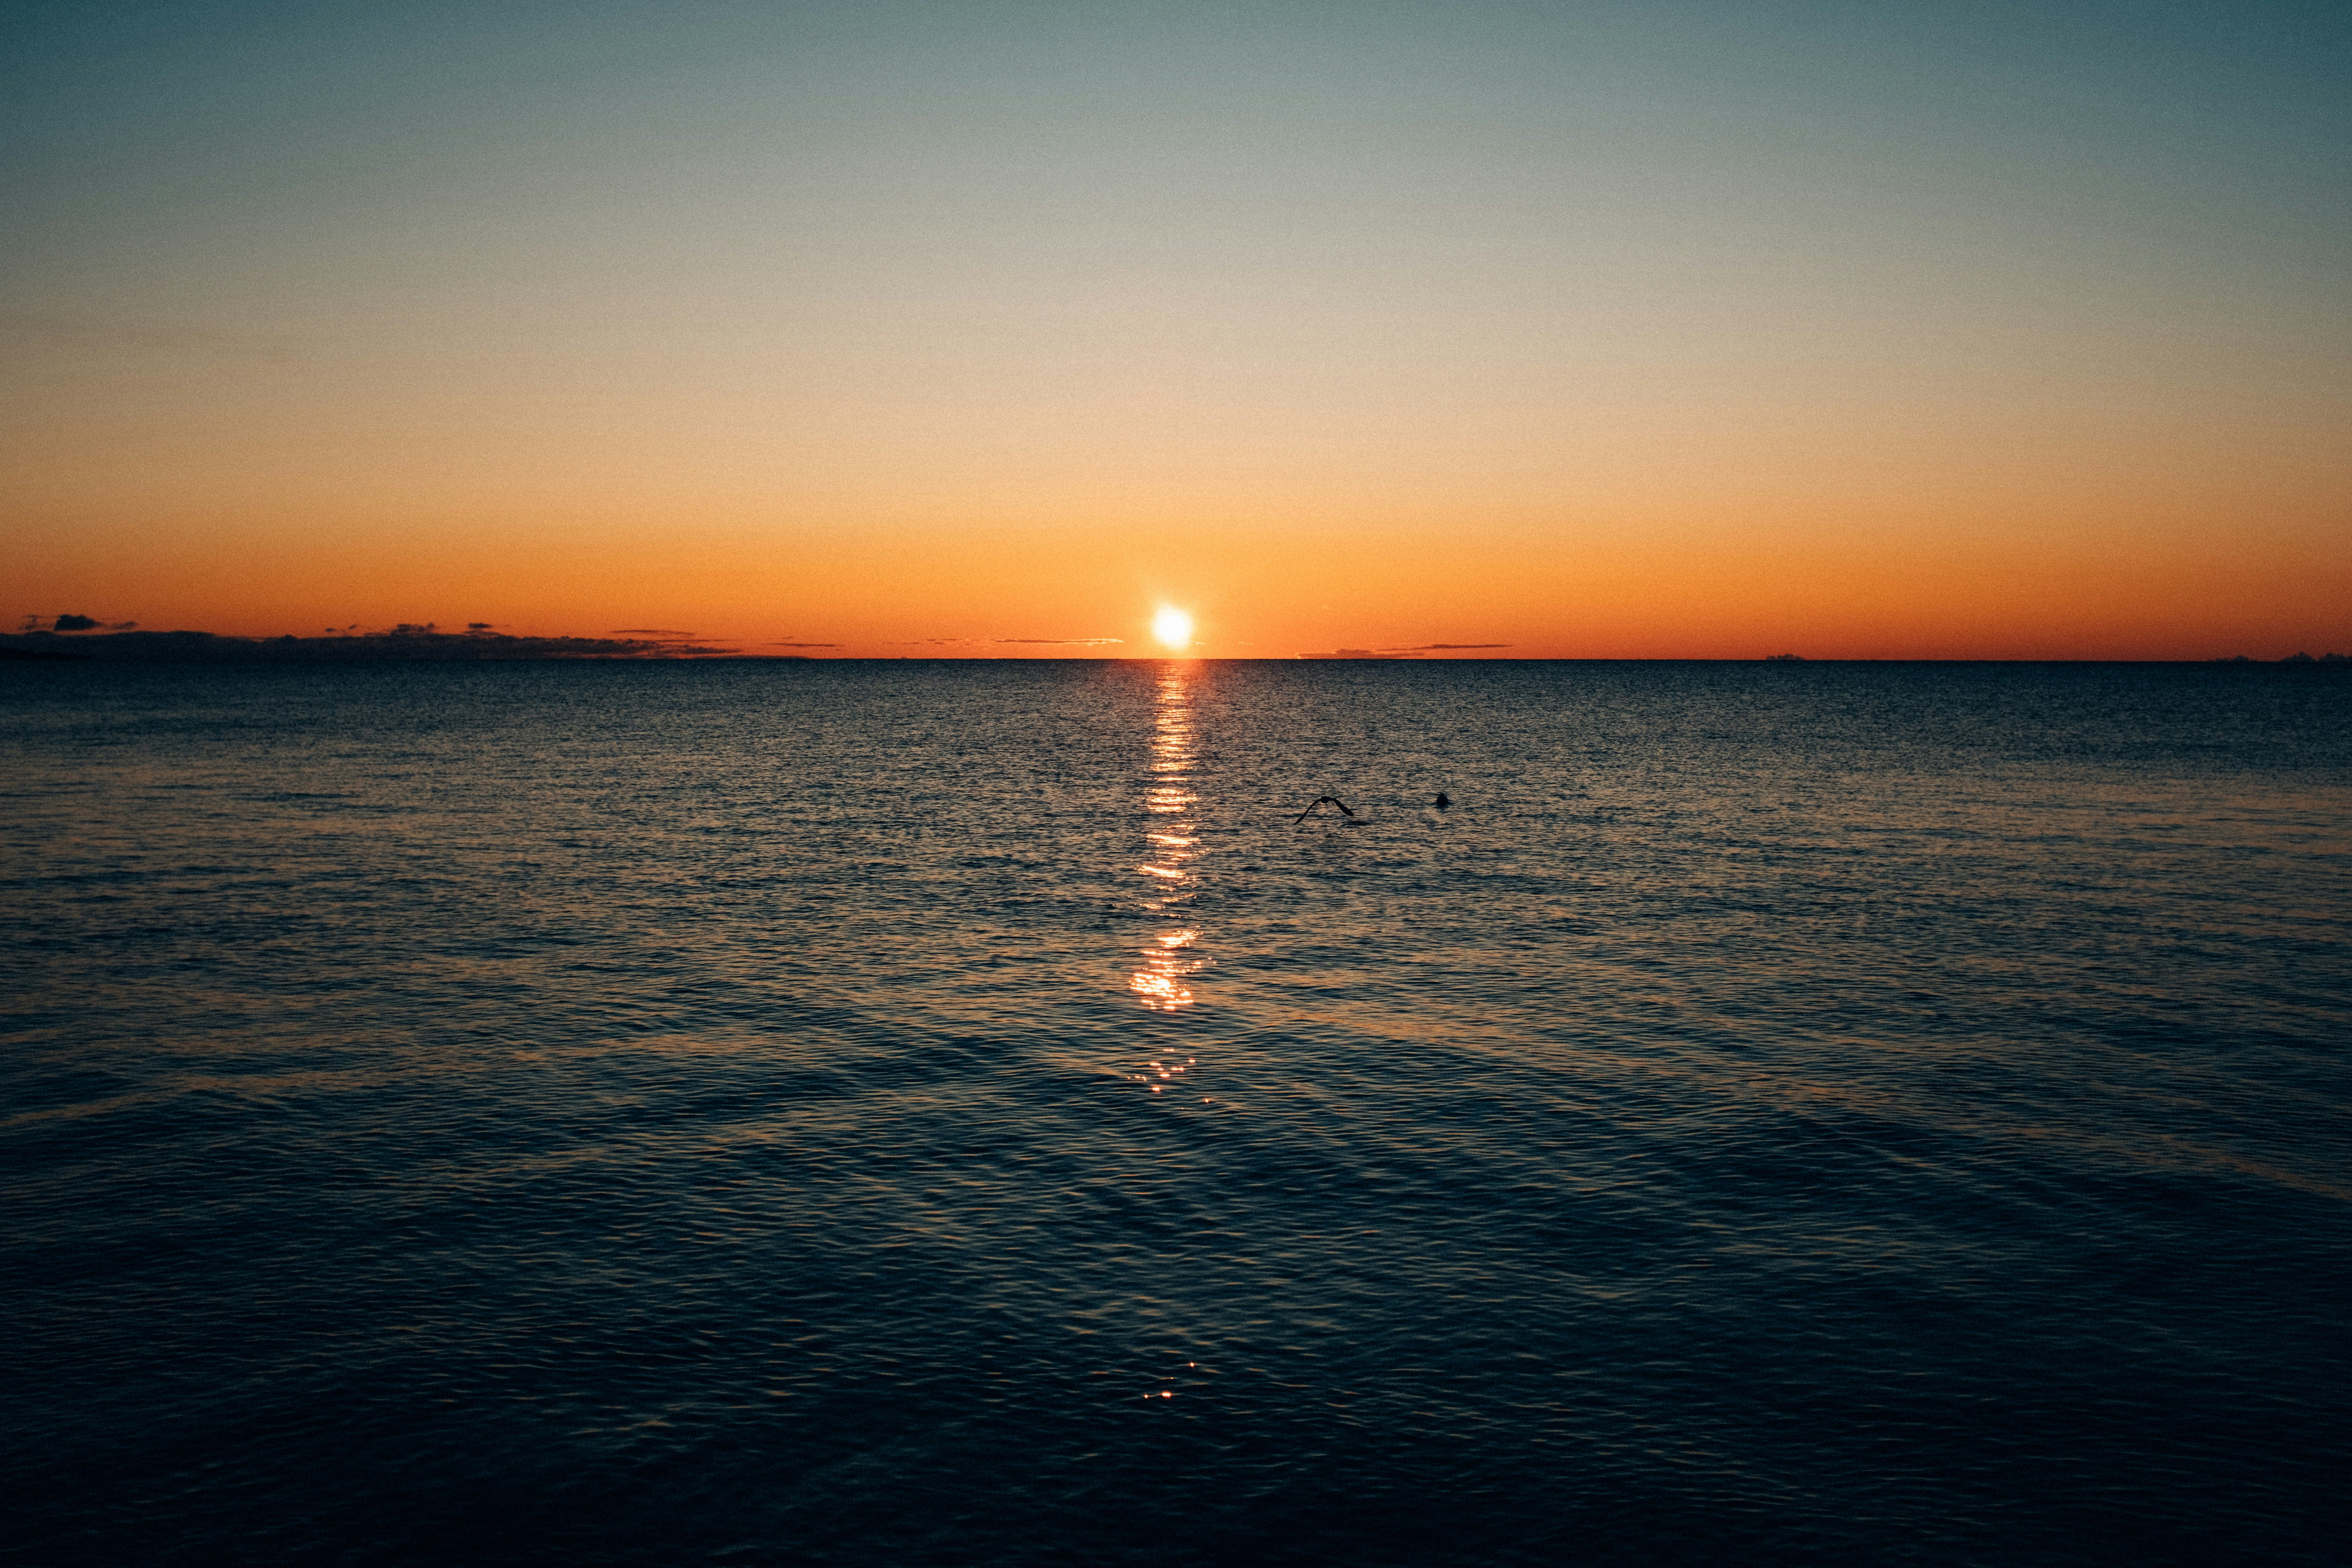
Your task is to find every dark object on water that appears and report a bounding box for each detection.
[1295,795,1356,823]
[1434,792,1450,809]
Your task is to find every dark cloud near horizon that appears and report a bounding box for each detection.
[0,626,739,662]
[765,640,841,648]
[609,628,698,636]
[995,638,1124,645]
[1380,643,1512,650]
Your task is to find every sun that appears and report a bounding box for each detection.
[1152,606,1194,651]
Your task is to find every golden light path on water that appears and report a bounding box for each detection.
[1129,664,1207,1101]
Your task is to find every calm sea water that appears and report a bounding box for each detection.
[4,660,2348,1567]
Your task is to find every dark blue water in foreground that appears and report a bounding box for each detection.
[4,660,2348,1567]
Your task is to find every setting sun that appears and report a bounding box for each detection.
[1152,607,1194,651]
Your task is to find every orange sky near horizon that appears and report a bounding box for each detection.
[6,2,2347,660]
[15,508,2343,660]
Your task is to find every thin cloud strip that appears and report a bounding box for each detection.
[1379,643,1513,650]
[887,636,1125,646]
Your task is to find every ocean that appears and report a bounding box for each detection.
[4,659,2347,1566]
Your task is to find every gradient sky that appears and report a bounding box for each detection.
[5,0,2347,657]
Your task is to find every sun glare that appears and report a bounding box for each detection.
[1152,607,1194,650]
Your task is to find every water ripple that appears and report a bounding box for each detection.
[2,660,2347,1566]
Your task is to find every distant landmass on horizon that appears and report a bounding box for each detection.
[4,628,2347,665]
[0,627,775,662]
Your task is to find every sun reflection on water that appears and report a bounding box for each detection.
[1129,665,1209,1016]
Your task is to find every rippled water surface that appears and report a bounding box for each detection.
[5,660,2348,1566]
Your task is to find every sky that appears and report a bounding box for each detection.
[4,0,2347,658]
